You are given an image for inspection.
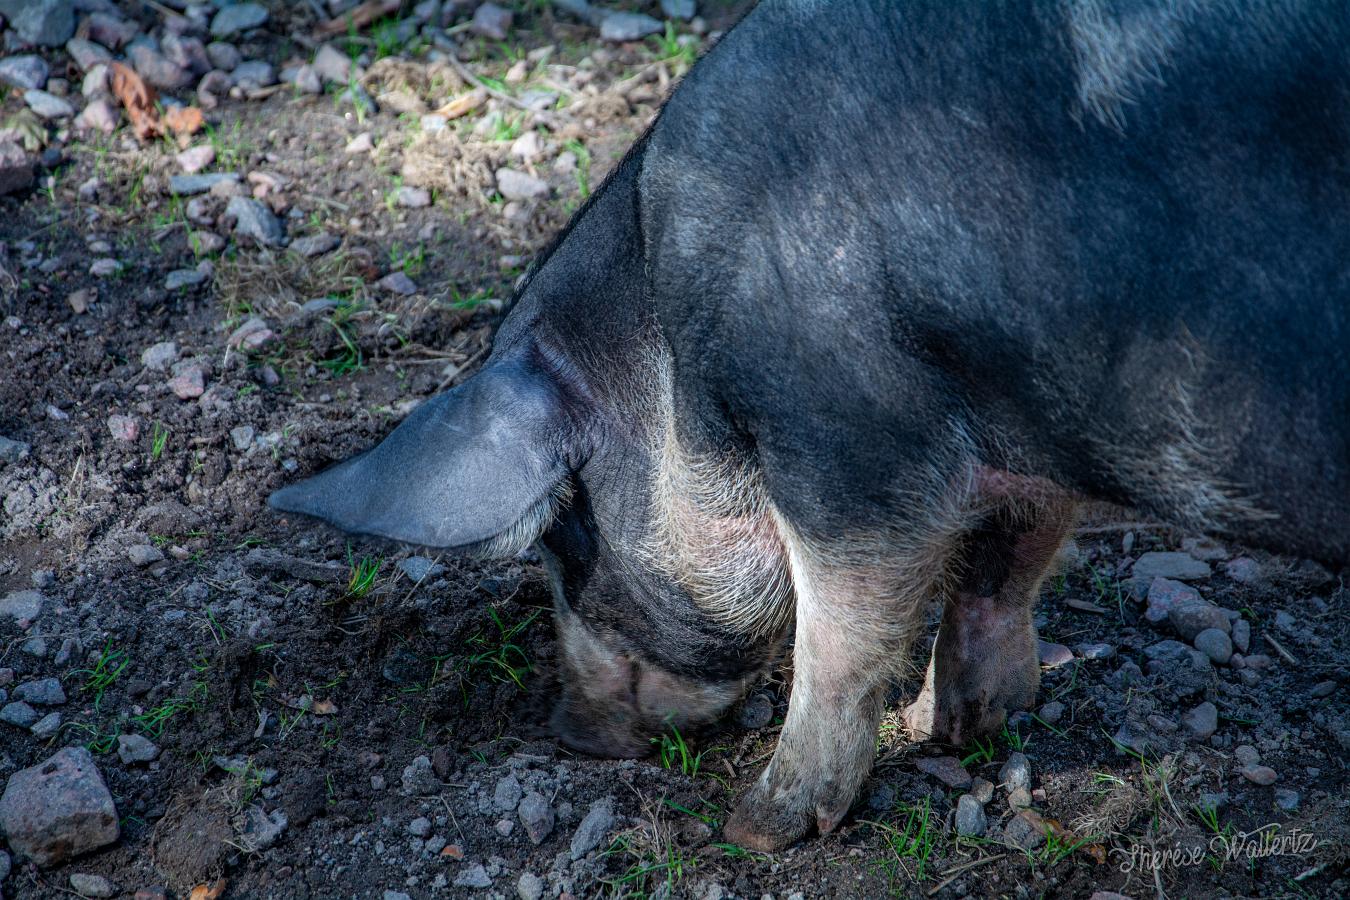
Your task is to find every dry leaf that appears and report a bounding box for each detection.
[312,699,338,716]
[189,880,226,900]
[164,105,205,138]
[314,0,402,38]
[433,88,487,120]
[110,62,161,141]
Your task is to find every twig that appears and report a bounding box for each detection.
[445,55,559,127]
[313,0,404,39]
[1263,632,1298,666]
[927,855,999,896]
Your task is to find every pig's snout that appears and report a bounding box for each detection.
[550,697,652,759]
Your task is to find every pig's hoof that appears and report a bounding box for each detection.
[722,778,849,852]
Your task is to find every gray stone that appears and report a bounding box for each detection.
[241,804,287,851]
[85,12,136,50]
[230,425,255,451]
[15,677,65,706]
[176,144,215,174]
[232,60,276,89]
[455,864,492,888]
[1169,599,1231,641]
[69,873,113,897]
[73,98,118,134]
[290,232,340,257]
[1193,627,1233,665]
[1181,701,1218,741]
[312,43,351,84]
[494,773,523,812]
[226,196,286,247]
[736,691,774,730]
[1234,744,1260,767]
[1231,618,1251,653]
[0,140,33,196]
[211,3,269,37]
[397,185,431,208]
[1132,551,1211,582]
[66,39,111,72]
[400,754,437,796]
[141,341,179,371]
[999,752,1031,792]
[661,0,697,21]
[600,11,663,41]
[1274,788,1300,811]
[1076,642,1116,660]
[570,798,615,859]
[496,168,549,201]
[1224,556,1262,583]
[207,41,242,72]
[116,734,159,765]
[292,64,322,94]
[954,793,986,836]
[127,544,165,567]
[1,702,39,728]
[408,815,432,837]
[969,777,994,805]
[518,872,545,900]
[0,746,119,866]
[24,90,74,119]
[1310,680,1337,699]
[471,3,513,40]
[518,791,555,845]
[0,56,49,90]
[165,269,207,291]
[1145,577,1200,624]
[0,435,30,462]
[162,33,210,76]
[0,0,76,47]
[1037,640,1074,668]
[1,589,43,622]
[397,556,444,582]
[129,45,192,91]
[915,755,972,789]
[1003,809,1047,850]
[30,712,62,739]
[170,173,240,195]
[1239,765,1277,786]
[377,271,417,295]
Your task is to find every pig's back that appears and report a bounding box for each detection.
[636,0,1350,560]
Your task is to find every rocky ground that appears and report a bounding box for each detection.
[0,2,1347,899]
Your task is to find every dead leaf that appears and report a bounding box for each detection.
[110,62,161,141]
[1085,843,1108,864]
[433,88,487,120]
[189,880,226,900]
[164,105,205,138]
[314,0,402,39]
[312,699,338,716]
[441,844,464,859]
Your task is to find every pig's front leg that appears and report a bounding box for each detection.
[723,527,956,852]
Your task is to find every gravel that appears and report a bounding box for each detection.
[999,752,1031,792]
[1132,551,1212,582]
[24,89,74,119]
[1181,701,1219,740]
[226,196,287,247]
[116,734,160,765]
[69,873,114,898]
[1193,627,1234,664]
[0,589,43,622]
[211,3,270,38]
[518,791,555,845]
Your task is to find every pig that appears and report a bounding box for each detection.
[270,0,1350,851]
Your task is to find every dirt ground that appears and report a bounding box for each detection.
[1,3,1347,899]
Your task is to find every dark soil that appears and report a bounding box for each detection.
[1,3,1346,899]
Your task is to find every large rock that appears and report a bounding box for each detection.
[0,0,76,47]
[0,747,120,866]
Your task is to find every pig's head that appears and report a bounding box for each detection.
[269,345,780,758]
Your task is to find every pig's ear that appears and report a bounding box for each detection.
[268,360,573,554]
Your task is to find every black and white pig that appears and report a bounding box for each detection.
[270,0,1350,850]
